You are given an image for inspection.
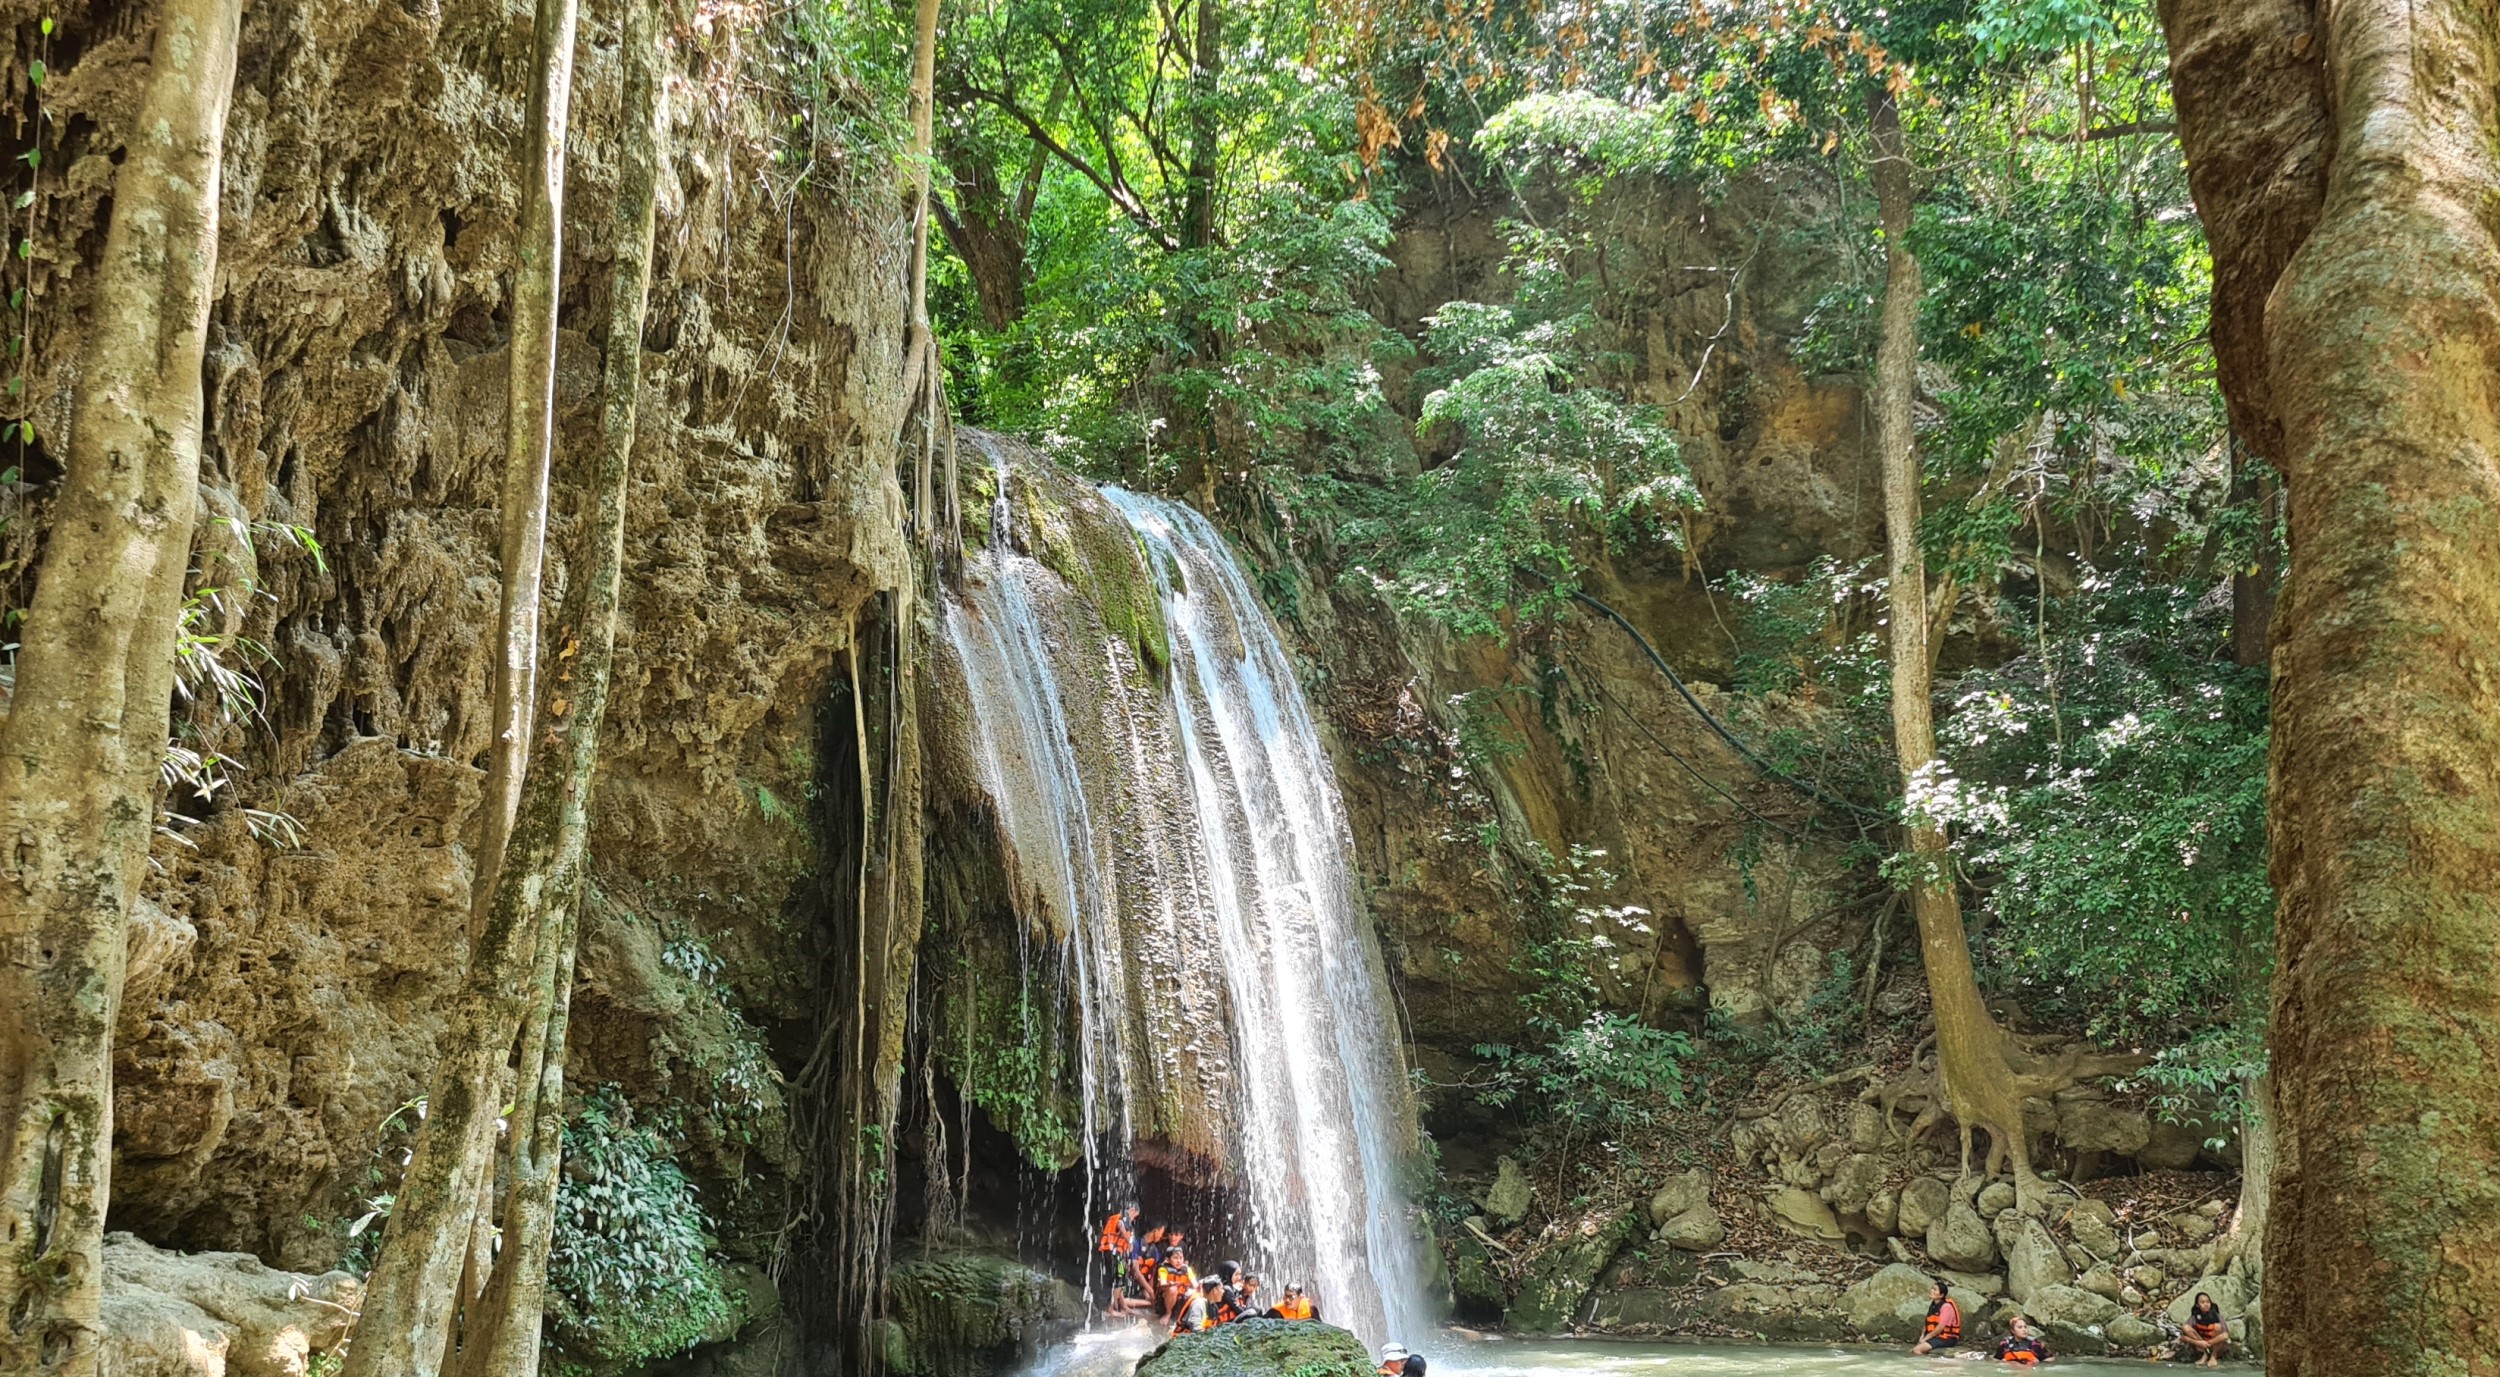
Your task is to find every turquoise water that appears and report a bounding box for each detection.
[1018,1328,2225,1377]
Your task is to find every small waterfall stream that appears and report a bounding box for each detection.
[937,441,1430,1345]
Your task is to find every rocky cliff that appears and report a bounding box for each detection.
[11,0,913,1354]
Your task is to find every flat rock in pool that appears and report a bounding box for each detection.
[1134,1320,1372,1377]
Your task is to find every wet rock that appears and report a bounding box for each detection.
[2005,1218,2072,1303]
[1840,1262,1935,1339]
[2108,1314,2164,1349]
[1654,1205,1726,1251]
[1975,1181,2018,1219]
[1646,1167,1712,1226]
[1508,1210,1642,1333]
[1707,1283,1847,1341]
[1136,1319,1371,1377]
[1485,1156,1533,1226]
[1767,1187,1844,1242]
[1589,1289,1695,1331]
[1927,1197,2000,1272]
[1450,1224,1507,1319]
[1821,1154,1887,1215]
[100,1234,360,1377]
[1897,1176,1952,1238]
[2022,1283,2123,1354]
[2164,1275,2250,1326]
[884,1250,1083,1377]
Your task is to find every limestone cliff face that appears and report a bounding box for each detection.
[1284,176,1885,1091]
[11,0,912,1273]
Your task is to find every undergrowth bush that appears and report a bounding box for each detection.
[547,1086,736,1371]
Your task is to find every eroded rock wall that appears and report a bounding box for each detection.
[8,0,911,1276]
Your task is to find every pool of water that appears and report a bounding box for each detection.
[1018,1328,2220,1377]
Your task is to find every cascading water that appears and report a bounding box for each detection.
[936,436,1431,1346]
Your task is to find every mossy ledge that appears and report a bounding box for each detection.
[1134,1319,1373,1377]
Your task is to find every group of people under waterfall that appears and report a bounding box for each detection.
[1095,1204,1321,1334]
[1916,1278,2233,1365]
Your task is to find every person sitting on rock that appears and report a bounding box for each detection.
[1172,1277,1219,1334]
[1914,1279,1963,1354]
[1267,1285,1316,1320]
[2180,1293,2229,1368]
[1993,1316,2053,1364]
[1225,1272,1262,1322]
[1154,1246,1196,1321]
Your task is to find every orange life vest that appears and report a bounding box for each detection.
[1273,1295,1315,1321]
[1926,1301,1961,1343]
[1099,1213,1134,1255]
[1998,1339,2045,1365]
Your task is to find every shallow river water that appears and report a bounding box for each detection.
[1019,1329,2207,1377]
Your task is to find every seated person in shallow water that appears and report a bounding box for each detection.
[1914,1279,1963,1354]
[2178,1293,2230,1367]
[1992,1316,2053,1364]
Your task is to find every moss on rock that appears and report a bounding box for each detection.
[1134,1319,1373,1377]
[884,1250,1084,1377]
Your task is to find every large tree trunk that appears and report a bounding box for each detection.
[0,0,240,1368]
[1867,87,2033,1193]
[340,0,583,1368]
[2155,0,2327,673]
[1180,0,1222,252]
[2251,4,2500,1371]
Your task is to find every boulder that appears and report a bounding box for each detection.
[1654,1205,1726,1252]
[2166,1212,2218,1245]
[2056,1099,2151,1155]
[1840,1263,1935,1339]
[1976,1181,2018,1219]
[1938,1270,2004,1298]
[100,1234,360,1377]
[2164,1275,2250,1327]
[2005,1218,2073,1303]
[1864,1186,1899,1236]
[1508,1210,1641,1333]
[2126,1264,2167,1293]
[2075,1265,2123,1301]
[2139,1118,2208,1170]
[2064,1201,2120,1260]
[1767,1187,1844,1243]
[2119,1286,2147,1307]
[1706,1282,1848,1342]
[2023,1283,2123,1354]
[1992,1208,2031,1258]
[1647,1168,1713,1226]
[1897,1176,1952,1238]
[1135,1319,1371,1377]
[885,1250,1084,1377]
[1485,1156,1533,1226]
[1822,1154,1888,1215]
[2108,1314,2164,1349]
[1928,1198,2000,1272]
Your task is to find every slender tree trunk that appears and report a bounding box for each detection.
[0,0,239,1368]
[896,0,941,441]
[2251,4,2500,1371]
[341,0,582,1368]
[1181,0,1221,253]
[1867,87,2029,1192]
[449,12,665,1371]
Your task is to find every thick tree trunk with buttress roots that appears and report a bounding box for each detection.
[446,9,665,1372]
[1868,87,2037,1195]
[340,0,582,1369]
[0,0,240,1369]
[2254,3,2500,1371]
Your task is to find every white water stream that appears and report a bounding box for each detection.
[938,445,1430,1346]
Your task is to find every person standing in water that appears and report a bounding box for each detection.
[2180,1292,2230,1367]
[1914,1279,1963,1354]
[1095,1203,1140,1305]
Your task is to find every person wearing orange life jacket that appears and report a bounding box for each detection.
[1096,1204,1140,1304]
[1154,1246,1197,1321]
[1992,1316,2053,1365]
[1266,1286,1316,1321]
[1172,1277,1222,1334]
[1913,1279,1963,1354]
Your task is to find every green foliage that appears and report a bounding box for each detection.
[2134,1021,2264,1140]
[548,1086,737,1369]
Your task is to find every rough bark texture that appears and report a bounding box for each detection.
[2253,2,2500,1371]
[0,0,240,1368]
[339,0,584,1367]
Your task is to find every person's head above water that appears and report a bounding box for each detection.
[2009,1316,2033,1338]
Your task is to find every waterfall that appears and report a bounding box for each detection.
[936,439,1431,1347]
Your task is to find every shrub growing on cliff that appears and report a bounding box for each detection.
[546,1087,736,1369]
